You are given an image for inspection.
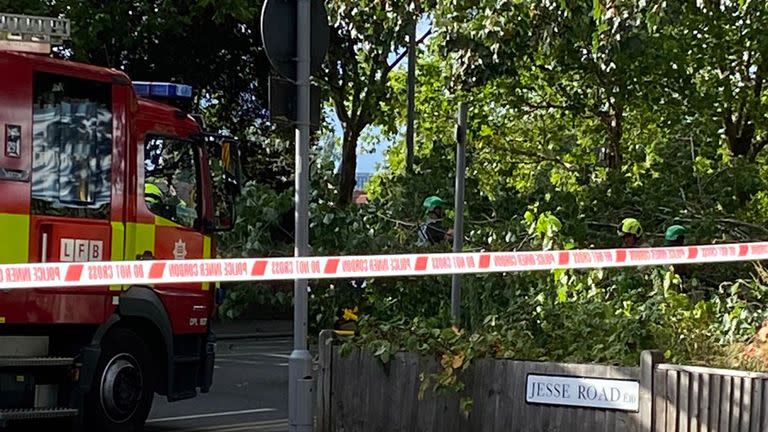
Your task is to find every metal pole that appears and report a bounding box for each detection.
[405,18,416,174]
[451,102,467,324]
[289,0,313,430]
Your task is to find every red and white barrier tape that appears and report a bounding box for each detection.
[0,242,767,290]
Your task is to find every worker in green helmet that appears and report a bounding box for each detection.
[145,180,190,222]
[144,182,163,206]
[418,196,454,246]
[664,224,693,277]
[618,218,648,248]
[664,225,687,247]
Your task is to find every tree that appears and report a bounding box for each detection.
[672,0,768,160]
[322,0,427,205]
[432,0,691,170]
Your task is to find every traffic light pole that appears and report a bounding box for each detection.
[289,0,314,430]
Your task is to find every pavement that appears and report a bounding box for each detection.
[146,336,293,432]
[212,320,293,340]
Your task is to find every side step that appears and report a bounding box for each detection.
[0,357,75,368]
[0,407,78,421]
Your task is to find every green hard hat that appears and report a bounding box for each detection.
[665,225,687,242]
[423,196,449,212]
[618,218,643,237]
[145,182,163,203]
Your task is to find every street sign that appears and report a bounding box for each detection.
[268,76,321,128]
[526,374,640,412]
[260,0,330,81]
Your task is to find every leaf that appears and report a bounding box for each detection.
[373,341,390,357]
[557,285,568,303]
[592,0,603,22]
[460,397,474,417]
[452,352,465,369]
[440,353,452,369]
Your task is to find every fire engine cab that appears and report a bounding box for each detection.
[0,13,241,431]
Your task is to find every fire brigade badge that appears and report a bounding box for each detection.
[5,124,20,158]
[173,239,187,260]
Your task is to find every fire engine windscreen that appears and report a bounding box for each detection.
[31,73,112,218]
[144,135,199,228]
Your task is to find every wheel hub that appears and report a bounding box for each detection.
[100,354,143,423]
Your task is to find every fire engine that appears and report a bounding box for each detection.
[0,13,241,431]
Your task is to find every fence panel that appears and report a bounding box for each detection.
[316,334,768,432]
[653,364,768,432]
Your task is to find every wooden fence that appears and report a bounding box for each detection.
[316,331,768,432]
[653,363,768,432]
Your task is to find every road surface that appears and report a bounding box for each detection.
[145,337,290,432]
[0,337,292,432]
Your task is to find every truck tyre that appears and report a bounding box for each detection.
[84,327,155,432]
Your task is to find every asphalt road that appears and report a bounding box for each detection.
[145,337,291,432]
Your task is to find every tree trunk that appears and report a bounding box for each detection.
[338,128,360,206]
[724,115,755,157]
[600,106,623,170]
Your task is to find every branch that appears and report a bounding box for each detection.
[353,27,433,127]
[376,213,418,228]
[716,218,768,236]
[587,221,618,230]
[751,134,768,162]
[734,92,748,135]
[384,27,433,75]
[333,93,351,125]
[349,49,369,124]
[753,59,765,99]
[316,68,345,94]
[701,166,729,190]
[467,215,498,225]
[510,148,576,171]
[521,101,581,112]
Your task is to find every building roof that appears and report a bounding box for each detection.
[352,190,368,205]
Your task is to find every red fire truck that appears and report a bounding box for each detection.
[0,13,241,431]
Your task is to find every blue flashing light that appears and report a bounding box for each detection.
[133,81,193,99]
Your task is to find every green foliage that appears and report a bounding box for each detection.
[218,283,292,321]
[219,182,294,258]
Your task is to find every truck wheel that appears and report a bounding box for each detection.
[84,327,155,432]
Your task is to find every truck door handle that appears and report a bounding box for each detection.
[41,233,49,263]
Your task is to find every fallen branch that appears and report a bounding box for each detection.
[716,218,768,235]
[376,213,417,228]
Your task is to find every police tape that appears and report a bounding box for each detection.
[0,242,767,289]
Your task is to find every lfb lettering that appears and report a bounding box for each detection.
[60,239,104,262]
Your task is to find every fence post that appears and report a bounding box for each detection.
[317,330,335,432]
[640,350,663,432]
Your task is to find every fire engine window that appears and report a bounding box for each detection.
[31,73,112,219]
[144,136,199,228]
